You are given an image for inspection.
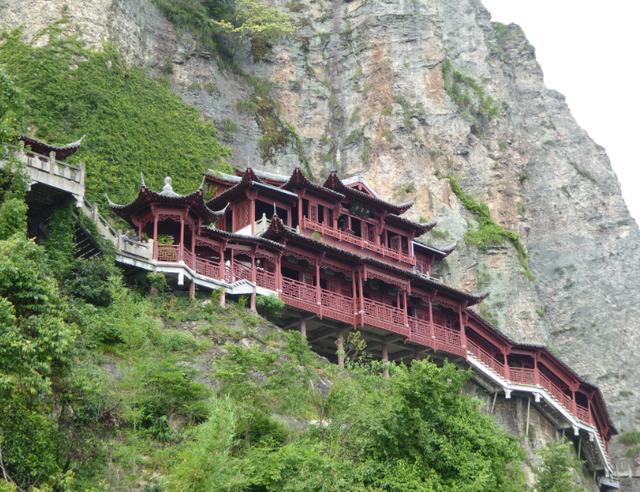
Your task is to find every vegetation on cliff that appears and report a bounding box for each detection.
[0,25,230,205]
[448,176,534,280]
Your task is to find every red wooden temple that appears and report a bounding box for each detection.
[109,167,617,475]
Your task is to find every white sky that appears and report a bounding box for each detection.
[482,0,640,223]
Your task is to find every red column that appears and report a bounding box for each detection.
[297,193,303,229]
[351,271,357,319]
[250,196,256,235]
[250,252,257,312]
[153,214,158,259]
[219,246,225,280]
[358,268,364,326]
[315,259,322,316]
[402,290,408,326]
[428,298,435,350]
[276,253,282,293]
[502,348,510,380]
[179,215,185,262]
[534,353,540,386]
[191,224,196,268]
[458,306,467,353]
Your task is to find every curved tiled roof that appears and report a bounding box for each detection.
[20,134,84,160]
[108,177,226,225]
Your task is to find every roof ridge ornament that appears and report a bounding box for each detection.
[159,176,180,197]
[140,172,146,188]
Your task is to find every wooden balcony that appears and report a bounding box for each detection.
[151,245,598,436]
[302,217,416,266]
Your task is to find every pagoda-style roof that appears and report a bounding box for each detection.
[413,240,456,259]
[108,176,226,226]
[386,214,437,235]
[207,167,297,209]
[323,171,413,215]
[282,167,345,201]
[199,224,285,252]
[20,134,84,160]
[233,166,289,186]
[263,216,485,306]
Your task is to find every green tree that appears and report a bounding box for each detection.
[0,236,77,488]
[535,441,583,492]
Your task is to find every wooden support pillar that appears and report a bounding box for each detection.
[276,253,282,293]
[179,215,185,261]
[297,193,303,229]
[534,352,540,386]
[402,290,408,326]
[219,289,226,307]
[153,215,158,258]
[250,287,257,312]
[250,195,256,235]
[191,223,196,268]
[428,298,435,348]
[300,319,307,338]
[137,221,142,240]
[458,305,467,352]
[219,246,225,280]
[189,281,195,300]
[315,259,321,309]
[357,269,364,324]
[382,342,389,379]
[503,348,510,380]
[337,331,345,368]
[351,271,357,316]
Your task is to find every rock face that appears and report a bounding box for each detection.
[3,0,640,477]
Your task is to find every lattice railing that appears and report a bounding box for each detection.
[281,277,317,308]
[303,217,415,265]
[539,373,573,411]
[363,298,408,335]
[467,339,505,377]
[195,257,222,279]
[256,268,277,291]
[156,244,179,262]
[509,366,536,386]
[433,324,464,355]
[576,404,592,425]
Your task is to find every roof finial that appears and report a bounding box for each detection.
[140,172,146,188]
[163,176,173,193]
[198,175,206,191]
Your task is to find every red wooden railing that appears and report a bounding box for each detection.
[195,257,222,279]
[407,316,432,347]
[303,217,416,266]
[433,324,466,357]
[320,289,355,324]
[539,372,573,411]
[467,339,505,377]
[576,403,591,425]
[256,268,277,291]
[363,298,409,336]
[509,366,536,386]
[281,277,318,313]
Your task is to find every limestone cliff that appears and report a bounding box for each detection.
[3,0,639,480]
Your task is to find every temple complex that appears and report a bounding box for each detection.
[106,165,616,478]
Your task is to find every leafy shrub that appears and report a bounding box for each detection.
[66,258,116,306]
[0,196,26,239]
[136,360,209,436]
[620,431,640,446]
[535,441,582,492]
[255,294,285,317]
[147,271,168,294]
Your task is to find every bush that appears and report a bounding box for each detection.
[66,258,116,306]
[0,197,26,239]
[255,294,285,318]
[535,441,582,492]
